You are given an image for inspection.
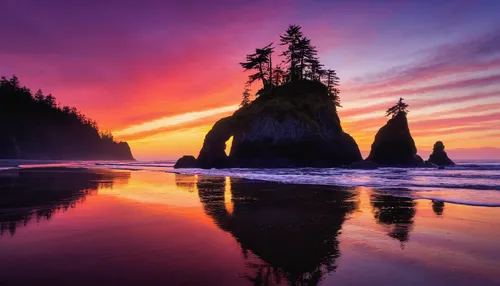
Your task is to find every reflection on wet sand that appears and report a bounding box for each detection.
[0,168,130,236]
[370,191,416,246]
[196,176,358,285]
[174,173,199,192]
[0,171,499,285]
[432,200,445,216]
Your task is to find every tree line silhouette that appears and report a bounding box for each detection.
[239,25,341,107]
[0,76,133,160]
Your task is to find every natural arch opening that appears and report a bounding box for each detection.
[225,136,233,156]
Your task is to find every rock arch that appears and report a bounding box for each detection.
[197,116,235,168]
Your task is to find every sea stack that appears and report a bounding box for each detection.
[175,24,365,168]
[428,141,455,167]
[366,98,424,167]
[173,155,199,168]
[175,81,362,168]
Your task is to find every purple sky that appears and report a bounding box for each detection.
[1,0,499,159]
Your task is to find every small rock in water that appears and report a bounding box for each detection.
[174,155,198,168]
[428,141,455,167]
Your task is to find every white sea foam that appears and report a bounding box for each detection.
[8,160,500,207]
[170,163,500,207]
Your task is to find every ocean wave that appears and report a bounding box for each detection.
[8,160,500,206]
[171,168,500,190]
[0,167,17,171]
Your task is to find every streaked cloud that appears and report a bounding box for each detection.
[114,105,238,137]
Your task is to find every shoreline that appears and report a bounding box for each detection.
[2,165,500,208]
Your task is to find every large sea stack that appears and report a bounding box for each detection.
[366,112,424,167]
[178,81,362,168]
[428,141,455,166]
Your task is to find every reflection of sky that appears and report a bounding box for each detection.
[1,171,500,285]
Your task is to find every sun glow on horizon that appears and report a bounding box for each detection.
[114,104,239,137]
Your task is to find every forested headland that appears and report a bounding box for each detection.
[0,76,134,160]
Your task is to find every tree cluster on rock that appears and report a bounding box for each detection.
[240,25,340,108]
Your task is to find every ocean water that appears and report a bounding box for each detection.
[2,159,500,207]
[1,163,500,285]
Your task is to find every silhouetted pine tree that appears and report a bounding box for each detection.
[324,69,341,107]
[280,25,304,82]
[240,43,274,91]
[386,97,409,118]
[272,65,285,86]
[241,84,252,107]
[240,24,342,106]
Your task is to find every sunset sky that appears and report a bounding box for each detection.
[2,0,499,160]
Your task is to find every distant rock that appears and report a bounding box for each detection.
[348,161,379,169]
[428,141,455,167]
[176,81,362,169]
[174,155,199,168]
[366,113,425,167]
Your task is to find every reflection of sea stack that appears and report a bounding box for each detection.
[196,177,357,284]
[428,141,455,167]
[370,193,416,245]
[366,98,424,167]
[432,200,445,216]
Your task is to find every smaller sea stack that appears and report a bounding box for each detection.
[174,155,199,168]
[428,141,455,167]
[366,98,424,167]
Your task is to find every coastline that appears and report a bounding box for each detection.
[3,162,500,207]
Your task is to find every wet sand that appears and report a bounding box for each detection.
[0,168,499,285]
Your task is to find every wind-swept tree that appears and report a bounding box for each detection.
[323,69,341,107]
[272,65,285,86]
[280,25,304,82]
[297,37,311,79]
[239,24,343,105]
[240,43,274,91]
[386,97,409,118]
[241,84,252,107]
[305,55,324,81]
[300,39,323,81]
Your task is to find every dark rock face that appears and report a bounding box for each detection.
[229,110,361,168]
[180,81,362,169]
[366,113,424,167]
[428,141,455,166]
[197,116,235,168]
[174,155,199,168]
